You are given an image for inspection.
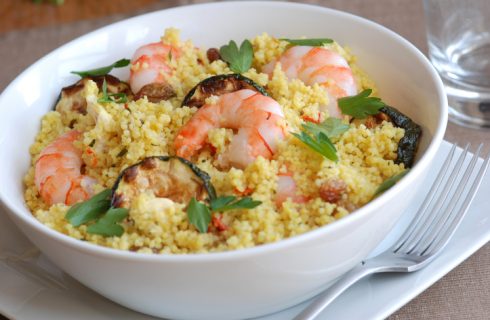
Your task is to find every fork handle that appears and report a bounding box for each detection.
[293,262,380,320]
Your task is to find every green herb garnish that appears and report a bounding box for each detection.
[211,196,262,212]
[292,130,337,161]
[65,189,111,227]
[280,38,333,46]
[292,119,349,162]
[187,195,262,233]
[71,58,130,78]
[187,198,212,233]
[219,40,253,73]
[97,78,128,104]
[302,118,350,141]
[116,148,128,158]
[338,89,386,119]
[65,189,129,237]
[373,170,410,198]
[87,207,129,237]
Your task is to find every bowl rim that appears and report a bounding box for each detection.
[0,0,448,262]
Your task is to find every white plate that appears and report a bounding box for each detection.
[1,140,488,320]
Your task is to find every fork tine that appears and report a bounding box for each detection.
[392,143,460,253]
[422,147,490,256]
[410,144,482,254]
[292,144,487,320]
[400,144,471,253]
[412,144,483,254]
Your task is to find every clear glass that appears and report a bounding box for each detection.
[423,0,490,128]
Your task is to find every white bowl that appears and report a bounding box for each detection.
[0,1,447,319]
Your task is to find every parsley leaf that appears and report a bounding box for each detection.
[71,58,130,78]
[187,195,261,233]
[187,197,212,233]
[219,40,253,73]
[292,131,338,162]
[97,78,128,104]
[373,170,410,198]
[302,118,350,141]
[338,89,386,119]
[87,207,129,237]
[280,38,333,46]
[292,119,345,162]
[65,189,111,227]
[211,196,262,212]
[65,189,129,237]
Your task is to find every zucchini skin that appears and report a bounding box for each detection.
[181,74,269,108]
[111,156,216,208]
[380,106,422,168]
[176,156,217,200]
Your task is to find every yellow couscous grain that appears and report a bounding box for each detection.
[24,29,408,254]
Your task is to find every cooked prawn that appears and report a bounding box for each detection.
[263,46,357,118]
[129,42,180,97]
[174,89,287,169]
[275,172,309,207]
[35,130,97,206]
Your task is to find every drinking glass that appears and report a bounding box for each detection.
[423,0,490,128]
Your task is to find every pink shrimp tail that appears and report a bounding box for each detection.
[275,173,309,207]
[129,42,181,95]
[262,46,357,118]
[174,90,287,169]
[174,103,218,159]
[35,130,97,206]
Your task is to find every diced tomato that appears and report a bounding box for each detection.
[211,214,228,232]
[208,144,217,155]
[301,112,321,124]
[234,186,254,196]
[84,147,98,167]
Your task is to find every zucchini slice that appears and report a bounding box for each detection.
[181,74,268,108]
[55,75,133,114]
[380,106,422,168]
[111,156,216,209]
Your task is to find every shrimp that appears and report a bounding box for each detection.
[263,46,357,118]
[318,179,347,204]
[275,173,309,207]
[174,89,287,169]
[129,42,181,101]
[35,130,97,206]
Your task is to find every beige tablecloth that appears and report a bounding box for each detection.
[0,0,488,319]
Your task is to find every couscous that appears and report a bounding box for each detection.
[24,29,420,254]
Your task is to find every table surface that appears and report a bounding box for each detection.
[0,0,489,319]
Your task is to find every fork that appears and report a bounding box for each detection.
[294,143,490,320]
